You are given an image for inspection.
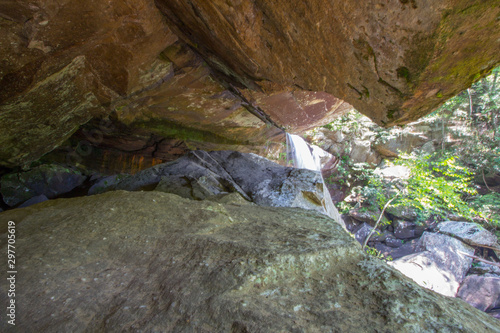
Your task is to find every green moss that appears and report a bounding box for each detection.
[135,119,245,145]
[436,91,443,98]
[396,67,411,83]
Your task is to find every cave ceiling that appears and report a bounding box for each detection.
[0,0,499,170]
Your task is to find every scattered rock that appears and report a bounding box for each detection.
[0,164,86,207]
[0,191,498,332]
[374,165,410,180]
[388,232,474,297]
[468,261,500,277]
[350,140,372,164]
[374,132,427,158]
[457,275,500,312]
[488,309,500,321]
[420,141,436,154]
[374,239,421,260]
[386,205,418,221]
[354,223,375,244]
[342,214,361,233]
[436,221,499,249]
[393,220,425,240]
[385,234,405,248]
[349,207,390,226]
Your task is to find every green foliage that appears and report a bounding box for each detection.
[470,192,500,233]
[432,66,500,176]
[322,111,363,134]
[364,246,392,261]
[393,152,478,221]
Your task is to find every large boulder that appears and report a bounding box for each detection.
[1,191,499,332]
[436,221,500,249]
[457,275,500,313]
[0,164,86,207]
[95,150,342,224]
[388,232,474,297]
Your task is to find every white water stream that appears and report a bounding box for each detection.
[286,133,345,229]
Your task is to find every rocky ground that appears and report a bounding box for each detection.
[1,190,499,331]
[304,112,500,321]
[1,149,499,327]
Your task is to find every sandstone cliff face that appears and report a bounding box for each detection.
[1,191,499,332]
[156,0,500,125]
[1,1,499,168]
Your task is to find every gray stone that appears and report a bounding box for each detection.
[374,132,427,157]
[349,139,372,164]
[374,239,422,260]
[18,194,49,208]
[388,232,474,297]
[457,275,500,312]
[374,165,410,180]
[386,205,418,221]
[437,221,499,248]
[0,191,499,332]
[468,261,500,277]
[353,223,377,244]
[88,175,125,196]
[0,164,86,207]
[420,141,436,154]
[385,234,405,248]
[393,220,425,240]
[349,207,390,226]
[109,150,342,225]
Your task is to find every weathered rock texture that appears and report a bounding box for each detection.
[1,0,500,168]
[96,150,342,224]
[156,0,500,126]
[1,191,500,332]
[388,232,474,297]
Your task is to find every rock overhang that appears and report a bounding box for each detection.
[0,0,499,168]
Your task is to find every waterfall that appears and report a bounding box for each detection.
[286,133,345,229]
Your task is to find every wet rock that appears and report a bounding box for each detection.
[388,232,474,297]
[0,164,86,207]
[0,191,499,332]
[457,275,500,312]
[436,221,499,248]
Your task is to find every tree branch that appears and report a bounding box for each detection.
[362,193,399,250]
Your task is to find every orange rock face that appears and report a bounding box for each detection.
[1,0,499,168]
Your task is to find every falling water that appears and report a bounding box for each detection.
[286,133,345,229]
